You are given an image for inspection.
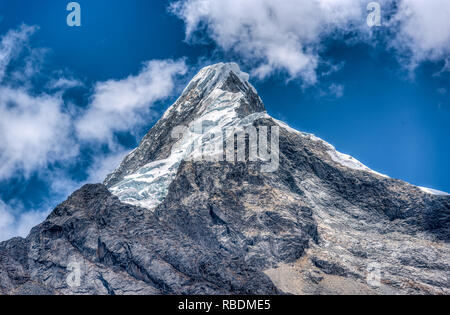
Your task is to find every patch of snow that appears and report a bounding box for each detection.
[418,186,450,196]
[327,149,389,178]
[272,119,301,136]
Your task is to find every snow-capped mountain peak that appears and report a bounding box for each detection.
[106,63,448,209]
[106,63,267,209]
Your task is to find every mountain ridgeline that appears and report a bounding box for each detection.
[1,63,449,295]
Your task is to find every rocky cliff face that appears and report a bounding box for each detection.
[1,63,449,295]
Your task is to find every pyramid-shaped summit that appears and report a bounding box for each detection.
[1,63,449,295]
[105,62,268,209]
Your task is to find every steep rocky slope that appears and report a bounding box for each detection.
[1,63,449,295]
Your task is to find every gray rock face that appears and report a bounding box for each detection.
[1,63,449,295]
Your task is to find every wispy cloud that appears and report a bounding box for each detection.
[328,83,345,99]
[76,59,187,144]
[0,24,38,82]
[389,0,450,68]
[47,77,84,90]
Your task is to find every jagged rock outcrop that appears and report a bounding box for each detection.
[1,63,449,295]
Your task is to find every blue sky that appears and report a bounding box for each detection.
[0,0,449,240]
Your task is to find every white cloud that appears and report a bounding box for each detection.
[390,0,450,67]
[0,24,38,82]
[76,59,188,144]
[0,86,77,180]
[47,77,83,90]
[171,0,365,84]
[329,83,345,98]
[172,0,450,81]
